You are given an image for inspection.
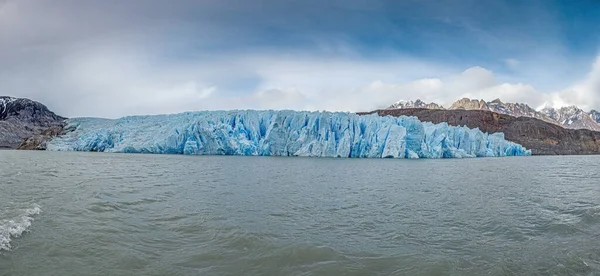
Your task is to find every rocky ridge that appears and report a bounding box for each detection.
[388,97,600,131]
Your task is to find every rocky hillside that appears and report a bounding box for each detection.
[0,96,65,149]
[449,98,557,124]
[361,108,600,155]
[388,98,600,131]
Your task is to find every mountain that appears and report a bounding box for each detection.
[540,106,600,132]
[450,98,556,124]
[387,99,444,110]
[387,97,600,131]
[0,96,65,149]
[448,98,489,110]
[361,108,600,155]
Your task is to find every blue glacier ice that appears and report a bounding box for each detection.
[47,110,531,158]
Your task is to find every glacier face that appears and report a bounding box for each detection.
[47,110,531,158]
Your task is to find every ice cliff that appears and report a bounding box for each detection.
[46,110,531,158]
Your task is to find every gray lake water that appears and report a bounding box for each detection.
[1,151,600,276]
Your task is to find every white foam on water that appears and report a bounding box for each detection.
[0,204,42,251]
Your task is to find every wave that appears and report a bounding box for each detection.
[0,205,42,251]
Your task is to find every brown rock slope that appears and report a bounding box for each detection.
[17,125,65,150]
[359,109,600,155]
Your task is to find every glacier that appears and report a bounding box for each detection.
[47,110,531,158]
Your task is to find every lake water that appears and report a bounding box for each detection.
[1,151,600,276]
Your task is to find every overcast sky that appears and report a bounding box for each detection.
[1,0,600,118]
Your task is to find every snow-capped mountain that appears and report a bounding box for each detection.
[1,96,64,122]
[386,97,600,131]
[1,96,65,148]
[540,106,600,131]
[387,99,444,110]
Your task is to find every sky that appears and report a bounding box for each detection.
[1,0,600,118]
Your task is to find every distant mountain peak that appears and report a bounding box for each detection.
[489,98,503,104]
[386,97,600,131]
[449,98,489,110]
[387,99,444,110]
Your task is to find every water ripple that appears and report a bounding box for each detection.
[1,152,600,275]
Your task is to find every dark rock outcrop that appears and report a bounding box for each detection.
[359,108,600,155]
[0,96,65,149]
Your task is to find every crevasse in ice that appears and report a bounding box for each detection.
[46,110,531,158]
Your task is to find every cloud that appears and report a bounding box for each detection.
[3,24,600,118]
[555,56,600,110]
[248,56,598,113]
[4,37,600,117]
[246,88,313,110]
[55,44,224,117]
[1,0,600,117]
[238,65,542,112]
[1,31,463,117]
[323,67,547,111]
